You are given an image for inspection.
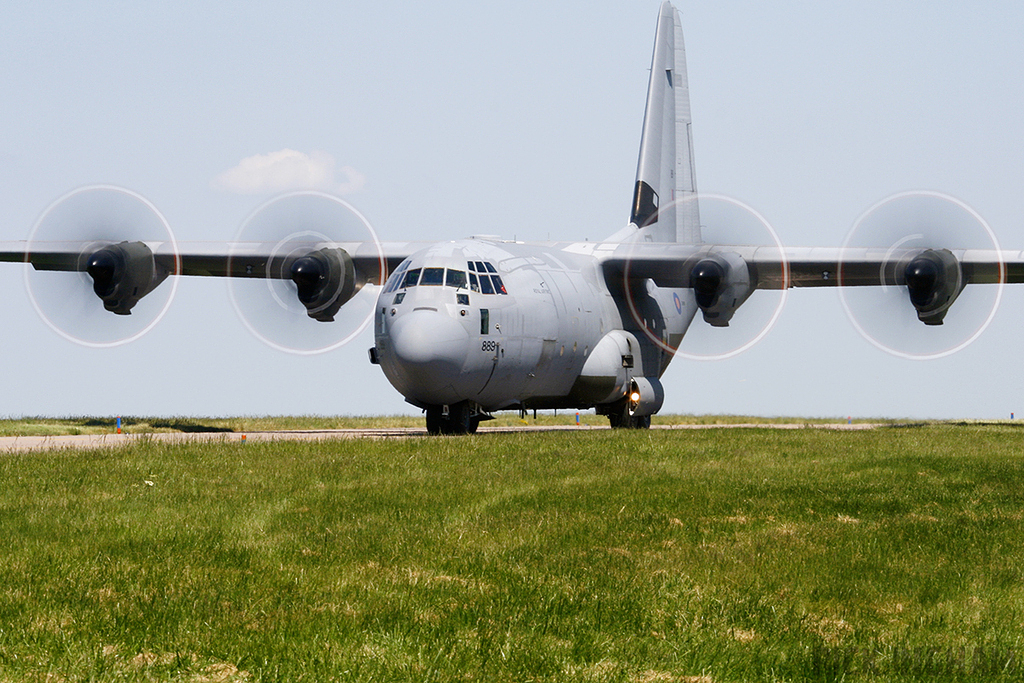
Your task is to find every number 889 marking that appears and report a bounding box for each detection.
[481,340,498,352]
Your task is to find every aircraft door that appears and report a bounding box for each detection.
[474,307,501,395]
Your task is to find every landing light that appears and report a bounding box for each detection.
[630,391,641,402]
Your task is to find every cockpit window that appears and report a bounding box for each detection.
[445,269,467,289]
[402,268,421,288]
[383,261,410,294]
[465,260,506,294]
[491,274,507,294]
[420,267,445,285]
[479,273,495,295]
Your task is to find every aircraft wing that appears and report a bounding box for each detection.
[0,240,416,280]
[0,240,419,320]
[601,242,1024,325]
[602,243,1024,286]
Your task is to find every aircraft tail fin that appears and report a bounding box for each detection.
[627,1,700,244]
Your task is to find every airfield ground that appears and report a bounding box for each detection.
[0,413,892,438]
[0,421,1021,681]
[0,421,883,454]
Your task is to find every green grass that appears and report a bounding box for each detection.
[0,425,1023,681]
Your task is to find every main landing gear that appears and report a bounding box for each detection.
[601,397,652,430]
[425,401,482,435]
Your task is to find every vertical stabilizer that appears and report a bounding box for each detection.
[629,2,700,244]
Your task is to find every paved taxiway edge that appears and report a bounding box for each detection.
[0,423,883,454]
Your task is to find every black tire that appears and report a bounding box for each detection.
[632,415,651,429]
[425,402,475,435]
[425,406,443,435]
[446,401,473,435]
[607,398,630,429]
[606,399,652,429]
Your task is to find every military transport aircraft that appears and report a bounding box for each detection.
[2,2,1023,433]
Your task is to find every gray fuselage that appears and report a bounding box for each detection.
[372,237,698,413]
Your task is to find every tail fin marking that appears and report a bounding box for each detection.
[630,2,700,244]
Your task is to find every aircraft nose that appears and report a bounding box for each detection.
[387,309,470,399]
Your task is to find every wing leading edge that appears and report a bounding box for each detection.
[0,240,418,320]
[0,241,414,280]
[602,243,1024,288]
[603,242,1024,326]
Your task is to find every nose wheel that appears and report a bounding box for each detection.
[425,402,480,435]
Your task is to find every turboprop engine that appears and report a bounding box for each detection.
[689,252,753,326]
[85,241,169,315]
[902,248,964,325]
[287,246,357,322]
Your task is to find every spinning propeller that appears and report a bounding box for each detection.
[25,185,178,347]
[227,191,384,355]
[622,193,788,361]
[676,193,787,360]
[838,191,1002,359]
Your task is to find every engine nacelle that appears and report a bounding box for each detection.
[689,252,753,327]
[85,241,168,315]
[289,246,356,322]
[627,376,664,417]
[903,248,964,325]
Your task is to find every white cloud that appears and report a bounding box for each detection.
[212,149,365,195]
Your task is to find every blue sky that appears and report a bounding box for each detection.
[2,1,1023,419]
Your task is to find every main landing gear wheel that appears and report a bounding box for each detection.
[425,402,480,435]
[605,399,651,430]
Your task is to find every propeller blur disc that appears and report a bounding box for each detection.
[228,191,383,355]
[621,193,787,361]
[839,191,1002,360]
[25,185,178,348]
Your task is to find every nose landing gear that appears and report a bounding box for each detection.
[425,401,482,435]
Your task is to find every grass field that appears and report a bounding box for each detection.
[1,424,1023,681]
